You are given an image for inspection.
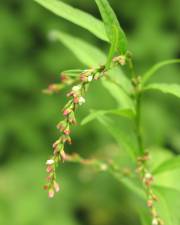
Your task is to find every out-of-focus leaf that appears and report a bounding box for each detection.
[153,186,180,225]
[95,0,128,54]
[101,79,134,110]
[96,114,138,161]
[144,83,180,99]
[81,108,134,125]
[142,59,180,84]
[49,30,106,67]
[34,0,108,41]
[153,156,180,175]
[62,69,84,77]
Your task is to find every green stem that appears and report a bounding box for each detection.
[135,92,144,155]
[127,56,144,155]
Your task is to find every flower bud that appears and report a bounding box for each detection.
[73,96,79,104]
[147,199,153,208]
[46,165,53,173]
[72,85,81,92]
[79,96,86,105]
[56,121,67,131]
[48,188,54,198]
[88,75,93,82]
[46,159,54,165]
[64,129,71,135]
[43,185,49,190]
[63,109,71,116]
[152,218,158,225]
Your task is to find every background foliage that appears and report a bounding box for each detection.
[0,0,180,225]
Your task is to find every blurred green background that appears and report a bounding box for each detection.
[0,0,180,225]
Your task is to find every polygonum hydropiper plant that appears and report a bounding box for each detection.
[35,0,180,224]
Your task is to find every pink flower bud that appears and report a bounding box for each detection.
[74,97,79,104]
[56,121,66,132]
[80,74,88,82]
[48,189,54,198]
[64,129,71,135]
[46,165,53,173]
[43,185,49,190]
[147,199,153,208]
[63,109,71,116]
[61,73,70,84]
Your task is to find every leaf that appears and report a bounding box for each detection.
[106,25,120,69]
[153,156,180,175]
[153,186,180,225]
[49,30,106,67]
[144,83,180,99]
[34,0,108,42]
[62,69,84,77]
[142,59,180,85]
[101,78,134,110]
[96,114,138,161]
[81,108,134,125]
[95,0,128,54]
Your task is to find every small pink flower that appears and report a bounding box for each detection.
[74,97,79,104]
[63,109,71,116]
[43,185,49,190]
[48,189,54,198]
[64,129,71,135]
[46,165,53,173]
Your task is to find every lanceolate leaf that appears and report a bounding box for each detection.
[153,156,180,175]
[49,30,106,67]
[144,83,180,99]
[97,115,138,161]
[62,69,84,77]
[34,0,108,42]
[106,25,120,68]
[95,0,128,54]
[142,59,180,85]
[81,108,134,126]
[101,79,134,109]
[153,186,180,225]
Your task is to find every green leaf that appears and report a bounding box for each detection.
[101,79,134,110]
[96,114,138,161]
[142,59,180,84]
[95,0,128,54]
[106,25,120,68]
[34,0,108,42]
[62,69,84,77]
[144,83,180,99]
[153,186,180,225]
[153,156,180,175]
[81,108,134,125]
[49,30,106,67]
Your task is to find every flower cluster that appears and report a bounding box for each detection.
[136,153,164,225]
[43,65,106,198]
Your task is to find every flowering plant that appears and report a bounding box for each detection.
[35,0,180,224]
